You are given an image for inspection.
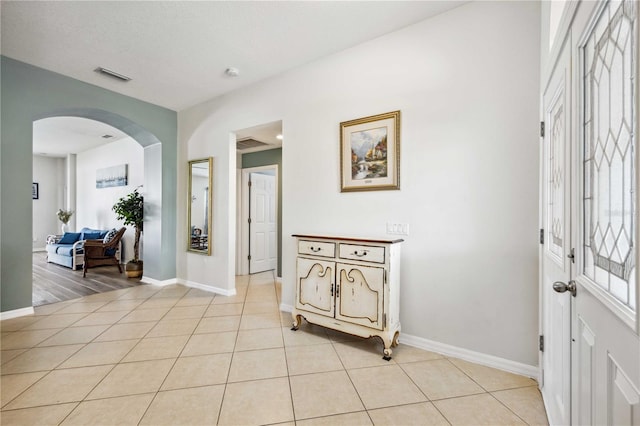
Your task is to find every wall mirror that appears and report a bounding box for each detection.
[188,157,213,255]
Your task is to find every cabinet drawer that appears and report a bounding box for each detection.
[298,240,336,257]
[339,244,385,263]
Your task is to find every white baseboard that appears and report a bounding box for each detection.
[176,279,237,297]
[258,304,539,380]
[279,303,293,313]
[1,306,35,320]
[140,276,178,286]
[401,333,539,379]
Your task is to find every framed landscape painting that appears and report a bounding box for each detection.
[96,164,128,188]
[340,110,400,192]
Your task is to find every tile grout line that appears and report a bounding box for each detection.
[485,390,533,425]
[441,357,533,424]
[279,269,299,424]
[215,274,250,425]
[0,287,163,411]
[136,287,217,425]
[54,285,168,424]
[389,358,453,424]
[54,285,185,423]
[327,333,374,423]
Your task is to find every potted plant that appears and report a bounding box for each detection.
[112,188,144,278]
[57,209,74,234]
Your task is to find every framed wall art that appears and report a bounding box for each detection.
[96,164,128,188]
[340,110,400,192]
[32,182,39,200]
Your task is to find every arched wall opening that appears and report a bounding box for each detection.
[32,117,146,260]
[33,114,156,282]
[1,56,178,314]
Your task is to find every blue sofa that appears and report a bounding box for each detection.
[46,227,121,270]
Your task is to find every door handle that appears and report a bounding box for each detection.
[553,280,577,297]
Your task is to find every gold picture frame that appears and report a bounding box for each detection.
[340,110,400,192]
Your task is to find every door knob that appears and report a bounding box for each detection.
[553,280,577,297]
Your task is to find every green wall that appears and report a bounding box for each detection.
[1,56,178,313]
[242,148,282,276]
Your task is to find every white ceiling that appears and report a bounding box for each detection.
[7,1,464,156]
[1,1,465,111]
[33,117,131,158]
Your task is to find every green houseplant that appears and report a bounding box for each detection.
[112,188,143,278]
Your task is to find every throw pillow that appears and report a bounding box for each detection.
[83,232,101,240]
[58,232,81,244]
[103,228,118,243]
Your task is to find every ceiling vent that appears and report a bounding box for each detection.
[237,138,268,151]
[94,67,131,82]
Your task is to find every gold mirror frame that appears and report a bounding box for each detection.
[188,157,213,255]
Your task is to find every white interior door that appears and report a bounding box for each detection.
[249,172,276,274]
[571,1,640,423]
[541,36,573,426]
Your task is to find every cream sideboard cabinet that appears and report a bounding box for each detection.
[291,234,403,360]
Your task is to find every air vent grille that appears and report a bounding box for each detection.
[94,67,131,82]
[237,138,268,150]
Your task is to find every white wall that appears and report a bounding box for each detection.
[32,155,65,249]
[178,1,541,365]
[76,137,144,262]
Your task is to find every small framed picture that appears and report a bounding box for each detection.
[340,110,400,192]
[32,182,39,200]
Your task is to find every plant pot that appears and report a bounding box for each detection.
[125,261,143,278]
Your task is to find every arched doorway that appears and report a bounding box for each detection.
[32,116,146,304]
[1,56,178,315]
[32,109,166,287]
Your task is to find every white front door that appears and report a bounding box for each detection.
[571,1,640,423]
[542,1,640,424]
[541,36,573,426]
[249,172,277,274]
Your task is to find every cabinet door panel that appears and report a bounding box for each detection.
[296,257,335,318]
[336,263,384,330]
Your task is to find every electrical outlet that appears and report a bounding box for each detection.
[386,223,409,236]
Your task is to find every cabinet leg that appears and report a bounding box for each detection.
[291,314,302,331]
[382,347,393,361]
[391,331,400,348]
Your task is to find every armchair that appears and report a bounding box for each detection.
[83,227,126,277]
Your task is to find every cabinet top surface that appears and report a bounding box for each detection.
[292,234,404,244]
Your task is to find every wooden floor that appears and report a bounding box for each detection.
[32,252,139,307]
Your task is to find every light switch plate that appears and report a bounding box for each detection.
[386,223,409,236]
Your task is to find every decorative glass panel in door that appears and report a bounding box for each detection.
[583,0,636,312]
[547,86,567,265]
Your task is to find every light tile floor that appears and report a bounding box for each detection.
[1,272,549,425]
